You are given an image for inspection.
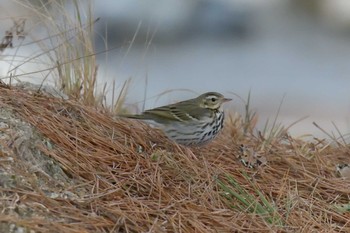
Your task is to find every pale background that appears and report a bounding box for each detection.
[1,0,350,138]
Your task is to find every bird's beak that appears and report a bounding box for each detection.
[223,98,232,103]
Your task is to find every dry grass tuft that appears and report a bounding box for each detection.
[0,19,26,53]
[1,86,350,232]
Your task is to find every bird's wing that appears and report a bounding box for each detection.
[143,105,189,122]
[120,99,210,123]
[119,106,185,122]
[144,101,210,123]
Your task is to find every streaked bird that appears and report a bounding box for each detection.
[121,92,231,146]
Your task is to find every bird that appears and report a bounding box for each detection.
[120,92,232,146]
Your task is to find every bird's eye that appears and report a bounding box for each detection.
[211,97,216,102]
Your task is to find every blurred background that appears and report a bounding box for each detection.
[2,0,350,138]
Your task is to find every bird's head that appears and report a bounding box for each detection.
[198,92,232,110]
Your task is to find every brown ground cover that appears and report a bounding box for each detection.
[0,85,350,232]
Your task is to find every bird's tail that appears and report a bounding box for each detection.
[117,113,149,120]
